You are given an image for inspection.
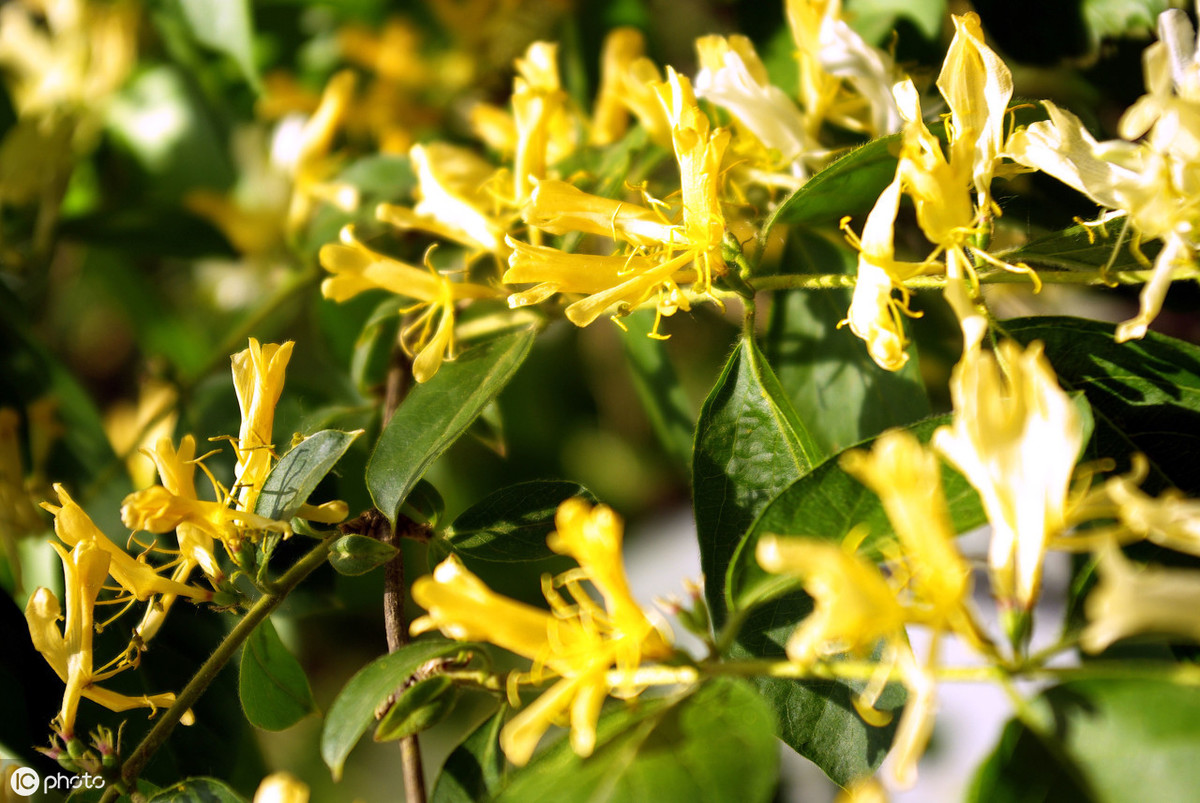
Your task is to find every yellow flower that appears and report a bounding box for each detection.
[932,341,1083,613]
[25,538,183,737]
[253,771,310,803]
[104,377,178,490]
[590,28,646,146]
[1,404,56,590]
[279,70,360,232]
[42,484,208,602]
[511,41,574,207]
[319,226,500,382]
[411,499,672,765]
[231,339,294,511]
[1081,546,1200,653]
[376,142,511,259]
[840,429,972,624]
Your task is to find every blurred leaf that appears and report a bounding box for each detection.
[727,415,984,613]
[693,336,821,627]
[431,706,509,803]
[373,675,458,741]
[844,0,946,42]
[146,778,247,802]
[621,310,696,471]
[328,534,398,576]
[366,328,536,526]
[443,481,593,563]
[322,639,483,781]
[999,316,1200,494]
[238,618,316,731]
[254,429,362,521]
[494,679,779,803]
[998,222,1160,273]
[968,679,1200,803]
[1082,0,1171,43]
[174,0,261,90]
[766,227,929,458]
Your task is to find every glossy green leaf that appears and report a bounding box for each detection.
[431,706,509,803]
[727,415,985,613]
[763,134,900,234]
[693,337,822,627]
[238,618,316,732]
[322,639,482,780]
[621,310,696,470]
[328,534,398,576]
[494,679,779,803]
[367,328,535,526]
[997,222,1159,273]
[146,777,246,802]
[254,429,362,521]
[373,675,458,742]
[175,0,260,89]
[443,481,593,563]
[968,679,1200,803]
[999,316,1200,494]
[766,226,930,458]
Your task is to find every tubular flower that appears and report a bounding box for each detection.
[840,429,972,626]
[932,341,1083,613]
[376,142,513,260]
[755,535,933,787]
[42,484,208,602]
[411,500,673,766]
[25,538,186,737]
[320,226,501,382]
[591,28,648,146]
[231,339,294,511]
[279,70,360,232]
[1005,9,1200,342]
[1081,546,1200,653]
[511,41,574,207]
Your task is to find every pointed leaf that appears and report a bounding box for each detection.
[367,329,535,526]
[693,337,822,627]
[443,481,593,563]
[175,0,260,89]
[374,675,458,742]
[998,222,1159,273]
[238,618,316,732]
[494,678,779,803]
[146,778,246,802]
[254,429,362,521]
[431,706,510,803]
[322,640,483,780]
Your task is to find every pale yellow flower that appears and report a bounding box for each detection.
[411,499,672,765]
[932,341,1083,612]
[25,539,183,737]
[231,339,293,511]
[320,226,500,382]
[104,377,178,490]
[511,41,574,207]
[253,771,310,803]
[590,28,646,146]
[1081,546,1200,652]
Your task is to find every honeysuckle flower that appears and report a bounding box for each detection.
[43,484,209,602]
[320,225,500,382]
[786,0,901,138]
[840,429,972,626]
[376,142,511,259]
[932,341,1083,613]
[755,534,933,787]
[253,771,310,803]
[591,27,647,146]
[411,499,672,765]
[104,377,178,489]
[1081,546,1200,652]
[25,538,186,737]
[694,34,809,171]
[1004,6,1200,343]
[511,41,573,207]
[231,339,293,512]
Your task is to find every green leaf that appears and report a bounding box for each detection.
[693,337,822,627]
[763,134,900,234]
[998,222,1159,273]
[146,777,247,802]
[254,429,362,521]
[494,678,779,803]
[443,481,593,563]
[373,675,458,742]
[621,310,696,470]
[174,0,260,89]
[844,0,946,43]
[999,316,1200,494]
[766,227,930,458]
[328,534,398,576]
[322,640,482,780]
[968,679,1200,803]
[727,415,985,612]
[367,328,535,526]
[431,707,510,803]
[238,618,316,732]
[1082,0,1172,44]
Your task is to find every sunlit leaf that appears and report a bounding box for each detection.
[238,618,316,732]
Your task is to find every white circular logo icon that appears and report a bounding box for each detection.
[9,766,39,797]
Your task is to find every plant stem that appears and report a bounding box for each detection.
[100,535,337,802]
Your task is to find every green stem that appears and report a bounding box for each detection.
[100,535,336,801]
